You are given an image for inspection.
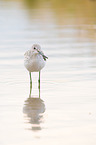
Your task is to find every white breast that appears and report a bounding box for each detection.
[24,50,45,72]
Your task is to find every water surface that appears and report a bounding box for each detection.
[0,0,96,145]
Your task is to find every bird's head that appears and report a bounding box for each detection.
[31,44,41,53]
[31,44,48,60]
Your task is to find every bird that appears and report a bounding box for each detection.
[24,44,48,96]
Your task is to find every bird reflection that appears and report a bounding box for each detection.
[23,82,45,131]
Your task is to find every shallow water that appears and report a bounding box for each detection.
[0,0,96,145]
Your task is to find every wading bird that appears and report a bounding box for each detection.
[24,44,48,96]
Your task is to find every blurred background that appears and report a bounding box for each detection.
[0,0,96,145]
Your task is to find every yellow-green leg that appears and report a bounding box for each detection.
[38,71,40,98]
[29,72,32,97]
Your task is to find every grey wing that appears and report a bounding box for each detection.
[24,50,33,59]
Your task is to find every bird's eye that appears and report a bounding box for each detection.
[34,47,36,49]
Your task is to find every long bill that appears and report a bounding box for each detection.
[37,49,48,60]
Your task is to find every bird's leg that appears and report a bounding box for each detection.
[39,85,40,98]
[29,72,32,97]
[38,71,40,88]
[38,71,40,98]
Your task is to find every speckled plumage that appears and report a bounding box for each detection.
[24,44,47,72]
